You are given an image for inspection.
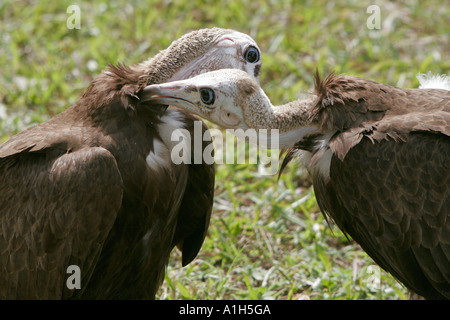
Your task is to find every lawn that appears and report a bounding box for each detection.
[1,0,448,300]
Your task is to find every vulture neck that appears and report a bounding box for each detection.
[246,94,319,149]
[137,28,229,85]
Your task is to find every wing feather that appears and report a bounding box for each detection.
[0,147,123,299]
[319,132,450,299]
[170,111,215,266]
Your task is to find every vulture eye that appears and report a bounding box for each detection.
[244,46,260,63]
[200,88,215,105]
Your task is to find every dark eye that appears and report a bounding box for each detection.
[244,46,260,63]
[200,88,215,105]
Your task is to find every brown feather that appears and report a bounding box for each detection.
[281,72,450,299]
[0,29,234,299]
[321,133,450,299]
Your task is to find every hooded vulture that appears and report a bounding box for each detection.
[140,69,450,299]
[0,29,262,299]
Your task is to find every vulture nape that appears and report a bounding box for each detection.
[141,69,450,299]
[0,28,262,299]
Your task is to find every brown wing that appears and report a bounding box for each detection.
[312,73,450,160]
[171,110,215,266]
[311,72,394,131]
[281,74,450,173]
[0,146,123,299]
[315,132,450,299]
[281,73,450,298]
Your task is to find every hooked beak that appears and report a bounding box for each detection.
[139,84,192,104]
[139,84,196,112]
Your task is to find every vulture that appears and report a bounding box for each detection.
[0,29,262,299]
[141,69,450,299]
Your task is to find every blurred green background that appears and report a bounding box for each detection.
[0,0,448,299]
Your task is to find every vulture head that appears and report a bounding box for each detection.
[140,69,317,147]
[139,27,263,84]
[84,28,262,118]
[141,69,261,128]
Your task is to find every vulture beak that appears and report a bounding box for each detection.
[139,83,198,113]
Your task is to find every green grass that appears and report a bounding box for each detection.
[1,0,448,300]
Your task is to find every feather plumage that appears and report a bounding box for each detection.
[284,73,450,299]
[0,28,261,299]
